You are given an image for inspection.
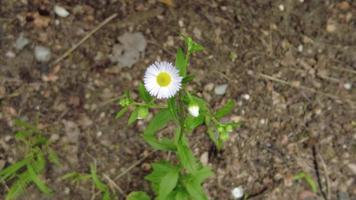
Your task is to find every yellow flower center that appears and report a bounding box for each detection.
[156,72,172,87]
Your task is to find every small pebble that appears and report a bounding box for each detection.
[297,45,303,52]
[97,131,103,137]
[54,5,70,18]
[214,84,228,95]
[5,51,16,58]
[242,94,250,100]
[204,83,215,92]
[231,186,244,199]
[343,82,352,90]
[34,46,51,62]
[278,4,285,11]
[15,34,30,50]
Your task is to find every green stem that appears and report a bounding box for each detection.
[132,102,166,109]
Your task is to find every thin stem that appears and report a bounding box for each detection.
[132,102,166,109]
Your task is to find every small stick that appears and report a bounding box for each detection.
[317,150,331,200]
[103,173,125,196]
[52,13,118,65]
[312,146,327,200]
[114,151,154,181]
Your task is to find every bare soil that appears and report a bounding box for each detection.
[0,0,355,200]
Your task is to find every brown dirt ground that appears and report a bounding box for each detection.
[0,0,355,200]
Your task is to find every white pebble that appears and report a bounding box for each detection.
[278,4,285,11]
[242,94,250,100]
[297,44,303,52]
[34,46,51,62]
[344,83,352,90]
[231,186,244,199]
[97,131,103,137]
[260,119,266,125]
[54,5,70,18]
[5,51,16,58]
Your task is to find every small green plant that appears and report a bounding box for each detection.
[62,163,115,200]
[293,171,317,193]
[118,36,239,200]
[0,119,60,200]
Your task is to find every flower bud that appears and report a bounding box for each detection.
[119,98,131,107]
[188,104,199,117]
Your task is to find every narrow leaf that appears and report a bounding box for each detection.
[48,148,60,166]
[176,135,197,173]
[175,48,187,76]
[27,164,52,194]
[0,158,29,181]
[214,99,235,120]
[116,107,128,119]
[128,108,139,125]
[138,83,152,103]
[193,166,213,184]
[90,164,108,192]
[5,171,32,200]
[168,98,178,121]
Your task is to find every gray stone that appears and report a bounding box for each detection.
[109,32,146,68]
[15,34,30,50]
[34,46,51,62]
[214,84,228,95]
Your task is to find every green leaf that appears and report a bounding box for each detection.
[175,48,187,76]
[184,114,205,132]
[183,178,207,200]
[182,75,195,84]
[116,107,128,119]
[158,168,179,200]
[27,164,52,194]
[176,135,198,174]
[127,191,151,200]
[145,161,176,184]
[192,166,213,184]
[0,158,30,181]
[31,149,46,173]
[15,131,31,141]
[143,109,176,151]
[61,172,91,183]
[48,148,60,166]
[138,83,152,103]
[293,172,317,193]
[214,99,235,120]
[168,98,178,121]
[175,190,190,200]
[90,164,108,192]
[128,108,139,125]
[5,171,32,200]
[184,37,204,54]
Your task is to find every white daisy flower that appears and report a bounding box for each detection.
[144,61,182,99]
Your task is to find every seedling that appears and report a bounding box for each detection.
[62,163,115,200]
[293,171,318,193]
[0,119,59,200]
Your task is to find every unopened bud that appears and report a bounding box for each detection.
[188,104,199,117]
